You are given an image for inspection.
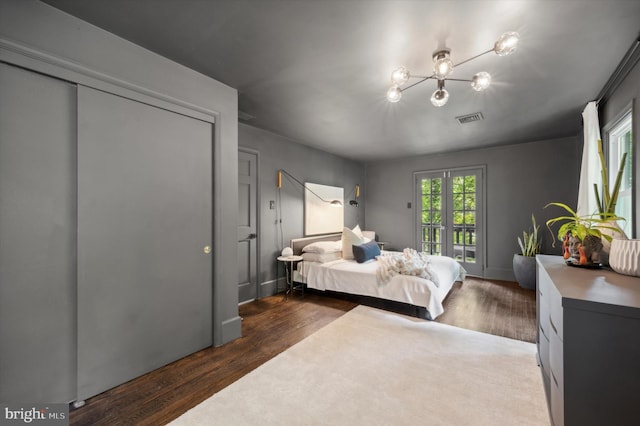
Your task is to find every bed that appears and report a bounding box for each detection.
[290,231,466,320]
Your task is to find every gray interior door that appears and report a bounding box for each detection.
[0,63,77,402]
[238,149,258,302]
[76,86,213,400]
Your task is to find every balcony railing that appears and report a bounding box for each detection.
[421,223,476,262]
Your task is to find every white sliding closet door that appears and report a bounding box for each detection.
[77,86,213,400]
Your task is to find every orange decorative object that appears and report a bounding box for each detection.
[562,234,571,259]
[578,246,588,265]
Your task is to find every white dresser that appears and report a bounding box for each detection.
[536,255,640,425]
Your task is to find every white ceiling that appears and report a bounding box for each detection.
[42,0,640,161]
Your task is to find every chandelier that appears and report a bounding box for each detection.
[386,31,520,107]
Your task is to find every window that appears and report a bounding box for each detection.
[605,108,633,237]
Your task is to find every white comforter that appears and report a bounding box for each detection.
[376,248,440,286]
[298,254,465,320]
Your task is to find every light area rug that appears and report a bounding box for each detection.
[170,306,549,426]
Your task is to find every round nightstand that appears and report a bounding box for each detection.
[277,255,303,298]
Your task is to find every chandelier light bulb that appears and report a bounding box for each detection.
[386,85,402,103]
[494,31,520,56]
[471,72,492,91]
[433,51,453,79]
[390,67,410,85]
[430,88,449,107]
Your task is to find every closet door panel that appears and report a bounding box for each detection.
[77,86,213,400]
[0,63,76,402]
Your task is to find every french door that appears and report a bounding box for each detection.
[416,167,484,276]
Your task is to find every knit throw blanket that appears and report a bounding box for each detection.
[376,248,440,287]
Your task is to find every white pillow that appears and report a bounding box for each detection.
[302,240,342,254]
[301,252,342,263]
[362,230,376,240]
[342,226,367,260]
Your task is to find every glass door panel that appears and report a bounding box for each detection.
[451,174,477,264]
[420,175,443,255]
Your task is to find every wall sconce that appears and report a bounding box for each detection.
[277,169,343,206]
[349,184,360,207]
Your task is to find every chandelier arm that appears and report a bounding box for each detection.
[401,75,436,92]
[452,48,494,68]
[443,78,473,82]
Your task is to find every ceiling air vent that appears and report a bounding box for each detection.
[456,112,484,124]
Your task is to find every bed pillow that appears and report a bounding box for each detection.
[301,252,342,263]
[342,226,367,260]
[352,239,381,263]
[302,240,342,254]
[362,230,376,241]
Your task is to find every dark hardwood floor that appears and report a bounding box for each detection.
[69,277,536,425]
[435,277,538,343]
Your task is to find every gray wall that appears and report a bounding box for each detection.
[239,123,364,294]
[600,56,640,238]
[0,0,240,345]
[364,136,581,280]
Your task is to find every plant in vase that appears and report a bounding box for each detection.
[544,202,621,267]
[513,214,541,289]
[594,138,628,263]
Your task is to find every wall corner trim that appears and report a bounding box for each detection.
[217,316,242,346]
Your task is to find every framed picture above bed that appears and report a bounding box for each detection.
[304,182,344,236]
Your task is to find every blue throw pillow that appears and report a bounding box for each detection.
[352,240,381,263]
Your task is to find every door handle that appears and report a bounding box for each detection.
[248,233,257,239]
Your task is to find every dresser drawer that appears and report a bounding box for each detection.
[538,327,550,376]
[537,263,550,298]
[549,283,564,341]
[550,368,564,426]
[538,290,550,339]
[549,328,564,394]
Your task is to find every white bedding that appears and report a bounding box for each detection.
[295,254,465,320]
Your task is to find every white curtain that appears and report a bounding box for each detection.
[576,101,601,217]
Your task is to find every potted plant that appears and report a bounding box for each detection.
[513,214,541,289]
[544,202,621,267]
[593,138,628,263]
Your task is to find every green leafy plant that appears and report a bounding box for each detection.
[594,138,627,218]
[517,214,541,257]
[544,202,621,246]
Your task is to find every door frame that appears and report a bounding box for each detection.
[238,147,261,301]
[413,165,487,276]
